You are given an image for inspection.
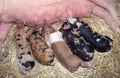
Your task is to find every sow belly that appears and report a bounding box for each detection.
[3,0,94,26]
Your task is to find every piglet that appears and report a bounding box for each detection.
[14,24,35,74]
[41,25,95,72]
[27,27,55,66]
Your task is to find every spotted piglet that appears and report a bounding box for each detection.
[14,24,35,74]
[27,27,54,66]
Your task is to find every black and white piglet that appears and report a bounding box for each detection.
[67,17,113,52]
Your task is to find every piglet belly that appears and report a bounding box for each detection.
[5,0,94,26]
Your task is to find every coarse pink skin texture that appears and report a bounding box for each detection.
[0,0,120,62]
[2,0,93,24]
[0,0,120,41]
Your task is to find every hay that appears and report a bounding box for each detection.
[0,1,120,78]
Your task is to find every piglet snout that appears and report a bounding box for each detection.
[23,61,35,69]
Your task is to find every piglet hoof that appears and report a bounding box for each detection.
[0,42,9,62]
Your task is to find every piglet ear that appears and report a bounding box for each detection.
[41,25,46,35]
[16,23,25,29]
[26,26,37,37]
[41,25,55,36]
[41,25,49,41]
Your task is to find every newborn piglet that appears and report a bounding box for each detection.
[27,27,54,66]
[60,22,94,61]
[14,24,35,74]
[67,17,113,52]
[42,25,95,72]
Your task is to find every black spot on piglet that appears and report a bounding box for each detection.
[27,51,31,55]
[17,34,20,37]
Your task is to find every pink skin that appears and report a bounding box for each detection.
[91,0,120,25]
[0,0,120,61]
[91,0,120,32]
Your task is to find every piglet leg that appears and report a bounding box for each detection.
[90,0,120,26]
[0,23,12,62]
[92,5,120,33]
